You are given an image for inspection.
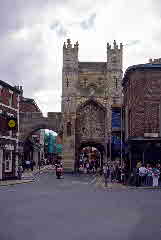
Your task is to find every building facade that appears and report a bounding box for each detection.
[122,58,161,169]
[0,80,21,180]
[62,39,123,172]
[19,93,43,168]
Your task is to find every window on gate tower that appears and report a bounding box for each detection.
[67,122,72,136]
[83,78,88,88]
[114,77,118,89]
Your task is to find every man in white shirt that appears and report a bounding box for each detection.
[139,164,147,186]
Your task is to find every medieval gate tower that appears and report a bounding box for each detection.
[62,39,123,172]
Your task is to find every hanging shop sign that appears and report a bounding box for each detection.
[7,117,17,130]
[112,110,121,128]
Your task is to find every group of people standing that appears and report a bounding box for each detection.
[135,162,161,187]
[79,159,100,174]
[102,162,129,185]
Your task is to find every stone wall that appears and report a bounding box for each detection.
[62,39,123,172]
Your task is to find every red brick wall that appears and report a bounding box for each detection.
[1,87,18,109]
[123,69,161,137]
[19,99,40,112]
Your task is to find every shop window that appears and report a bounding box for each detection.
[9,93,13,107]
[4,150,12,172]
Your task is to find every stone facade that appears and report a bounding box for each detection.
[62,39,123,172]
[19,112,62,141]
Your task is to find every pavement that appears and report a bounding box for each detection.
[0,165,54,186]
[95,175,161,191]
[1,171,161,240]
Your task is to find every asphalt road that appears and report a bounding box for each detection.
[0,171,161,240]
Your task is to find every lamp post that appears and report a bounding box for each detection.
[121,106,123,167]
[15,94,20,176]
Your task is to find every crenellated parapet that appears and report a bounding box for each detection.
[149,58,161,64]
[63,39,79,70]
[107,40,123,71]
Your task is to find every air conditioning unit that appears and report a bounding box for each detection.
[144,133,159,137]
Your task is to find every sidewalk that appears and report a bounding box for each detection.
[95,175,161,190]
[95,176,128,190]
[0,165,54,187]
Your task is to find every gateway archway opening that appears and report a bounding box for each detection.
[76,142,105,173]
[21,127,62,171]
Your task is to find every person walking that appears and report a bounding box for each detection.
[25,160,30,171]
[152,165,160,187]
[103,164,110,187]
[17,166,23,180]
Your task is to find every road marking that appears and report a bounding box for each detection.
[0,189,17,192]
[89,177,97,184]
[72,181,88,185]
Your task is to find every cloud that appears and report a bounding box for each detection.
[0,0,161,116]
[124,40,141,47]
[50,21,67,37]
[80,13,97,30]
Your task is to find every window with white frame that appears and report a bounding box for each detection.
[4,150,12,172]
[9,90,13,107]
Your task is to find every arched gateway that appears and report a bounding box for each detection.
[75,99,106,169]
[19,112,63,141]
[62,39,123,172]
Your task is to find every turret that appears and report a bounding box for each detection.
[63,39,79,70]
[107,40,123,71]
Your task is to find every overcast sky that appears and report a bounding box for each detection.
[0,0,161,115]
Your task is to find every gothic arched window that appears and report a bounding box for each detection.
[67,122,72,136]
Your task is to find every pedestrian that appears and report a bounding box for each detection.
[139,164,147,186]
[17,166,23,180]
[146,164,152,186]
[103,164,110,187]
[152,165,160,187]
[86,162,90,174]
[25,160,30,171]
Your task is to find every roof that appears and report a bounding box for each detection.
[122,63,161,86]
[79,62,106,72]
[128,136,161,142]
[0,79,21,94]
[22,97,35,103]
[21,97,41,112]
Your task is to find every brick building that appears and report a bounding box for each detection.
[122,59,161,170]
[18,89,45,168]
[20,96,40,113]
[0,80,21,180]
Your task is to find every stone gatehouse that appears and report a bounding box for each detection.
[62,39,123,172]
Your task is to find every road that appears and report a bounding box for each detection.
[0,171,161,240]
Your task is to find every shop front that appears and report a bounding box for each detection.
[0,138,17,180]
[128,137,161,171]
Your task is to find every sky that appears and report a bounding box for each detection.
[0,0,161,116]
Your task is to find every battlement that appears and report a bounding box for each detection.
[63,39,79,50]
[149,58,161,64]
[107,40,123,51]
[63,39,79,68]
